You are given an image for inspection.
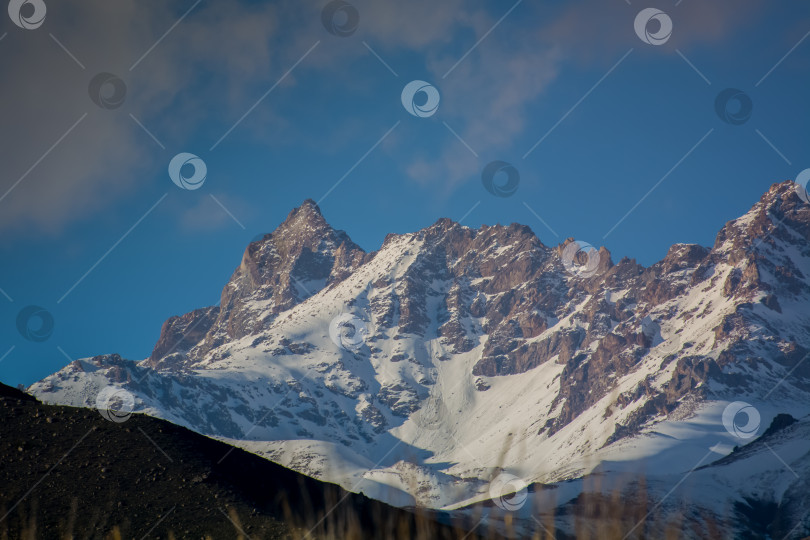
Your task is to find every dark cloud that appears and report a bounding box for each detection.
[0,0,308,237]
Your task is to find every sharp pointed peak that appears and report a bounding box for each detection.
[291,198,323,217]
[279,198,329,229]
[248,200,329,246]
[266,198,365,254]
[300,198,322,212]
[714,179,810,249]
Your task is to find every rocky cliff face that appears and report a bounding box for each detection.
[30,181,810,518]
[145,200,368,370]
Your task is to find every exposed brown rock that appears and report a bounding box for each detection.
[141,181,810,446]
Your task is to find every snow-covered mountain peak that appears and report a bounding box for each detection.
[30,181,810,527]
[146,198,367,370]
[272,198,337,241]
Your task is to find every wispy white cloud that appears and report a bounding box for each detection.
[0,0,304,238]
[0,0,767,238]
[397,0,766,192]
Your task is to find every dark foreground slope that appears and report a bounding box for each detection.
[0,382,475,539]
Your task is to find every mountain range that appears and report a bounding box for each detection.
[29,180,810,538]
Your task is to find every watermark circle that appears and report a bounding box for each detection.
[401,80,440,118]
[329,313,368,352]
[95,386,136,423]
[794,169,810,205]
[657,333,682,356]
[641,316,681,355]
[715,88,753,125]
[321,0,359,37]
[8,0,46,30]
[561,241,601,278]
[88,73,127,110]
[721,401,760,440]
[413,395,447,431]
[489,473,529,512]
[16,305,54,342]
[634,8,672,46]
[168,152,207,191]
[481,160,519,198]
[641,316,658,339]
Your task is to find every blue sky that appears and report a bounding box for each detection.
[1,0,809,386]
